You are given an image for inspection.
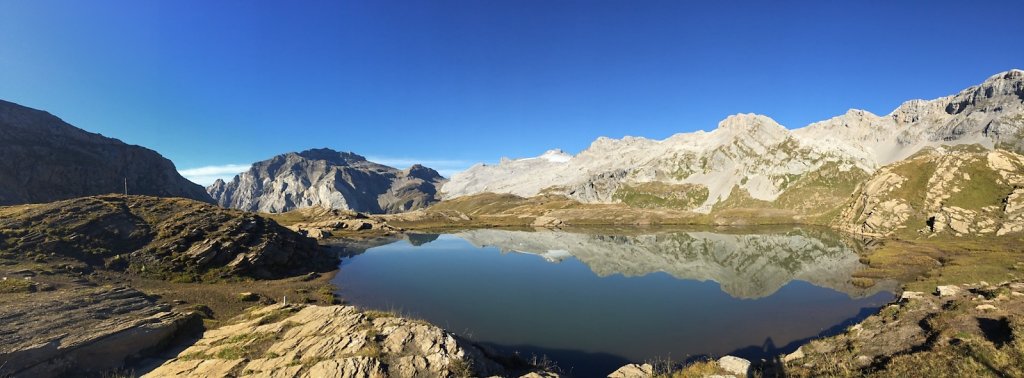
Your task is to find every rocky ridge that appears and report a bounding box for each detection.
[264,207,400,240]
[0,195,332,281]
[208,148,445,214]
[443,70,1024,214]
[0,99,213,205]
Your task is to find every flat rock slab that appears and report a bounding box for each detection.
[143,304,515,378]
[0,286,198,377]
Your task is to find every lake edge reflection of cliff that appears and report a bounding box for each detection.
[332,227,896,376]
[452,227,896,299]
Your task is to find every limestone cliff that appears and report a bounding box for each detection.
[208,148,444,214]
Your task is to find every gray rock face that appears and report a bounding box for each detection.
[0,286,199,377]
[208,148,445,214]
[443,70,1024,213]
[0,100,213,205]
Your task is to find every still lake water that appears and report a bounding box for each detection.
[332,228,894,376]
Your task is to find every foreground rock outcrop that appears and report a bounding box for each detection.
[775,281,1024,377]
[265,207,400,240]
[0,195,333,280]
[144,304,513,377]
[443,70,1024,215]
[838,145,1024,237]
[208,148,445,214]
[0,99,213,206]
[0,286,199,377]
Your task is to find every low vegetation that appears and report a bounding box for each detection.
[612,182,709,210]
[0,278,36,293]
[852,236,1024,292]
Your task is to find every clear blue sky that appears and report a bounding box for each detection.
[2,1,1022,184]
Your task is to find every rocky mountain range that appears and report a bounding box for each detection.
[0,100,213,205]
[208,148,445,214]
[442,69,1024,218]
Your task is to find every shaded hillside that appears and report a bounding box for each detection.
[0,100,212,205]
[0,195,333,281]
[208,148,445,214]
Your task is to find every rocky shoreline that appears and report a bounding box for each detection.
[2,196,1022,377]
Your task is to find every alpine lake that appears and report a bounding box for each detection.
[330,227,896,377]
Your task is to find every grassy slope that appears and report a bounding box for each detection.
[612,182,709,210]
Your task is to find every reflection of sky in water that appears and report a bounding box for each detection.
[334,230,894,377]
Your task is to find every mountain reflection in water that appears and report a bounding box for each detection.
[332,227,895,377]
[454,228,892,299]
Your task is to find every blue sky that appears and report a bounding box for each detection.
[1,1,1022,185]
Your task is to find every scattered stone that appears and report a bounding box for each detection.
[854,355,872,368]
[976,304,998,311]
[306,228,332,239]
[532,216,565,228]
[936,285,960,297]
[521,373,562,378]
[238,292,259,301]
[900,291,925,301]
[717,355,750,375]
[607,363,654,377]
[783,347,806,363]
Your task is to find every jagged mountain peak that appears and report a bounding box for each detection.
[403,164,443,180]
[208,150,445,214]
[985,68,1024,83]
[716,113,783,130]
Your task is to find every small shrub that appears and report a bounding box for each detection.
[851,277,876,288]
